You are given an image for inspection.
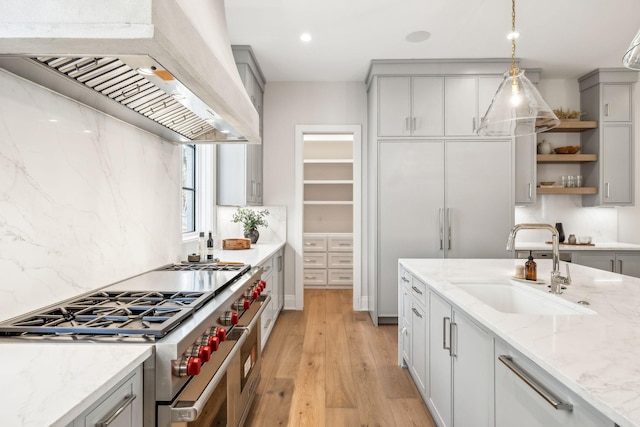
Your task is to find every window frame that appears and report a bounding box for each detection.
[182,144,216,242]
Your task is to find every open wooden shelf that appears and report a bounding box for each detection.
[537,187,598,195]
[544,120,598,133]
[537,153,598,163]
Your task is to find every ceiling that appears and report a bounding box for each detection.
[225,0,640,82]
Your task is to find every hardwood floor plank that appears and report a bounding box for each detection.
[302,291,326,353]
[325,408,360,427]
[244,378,295,427]
[389,397,438,427]
[288,351,326,427]
[274,333,304,379]
[325,313,357,408]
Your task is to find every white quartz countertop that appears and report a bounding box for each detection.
[515,241,640,251]
[212,241,285,266]
[399,258,640,427]
[0,343,152,427]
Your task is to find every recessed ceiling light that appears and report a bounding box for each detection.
[300,33,312,42]
[405,31,431,43]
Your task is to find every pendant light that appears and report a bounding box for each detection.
[476,0,559,137]
[622,29,640,70]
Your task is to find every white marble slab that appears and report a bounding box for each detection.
[0,70,182,323]
[0,343,152,427]
[399,258,640,427]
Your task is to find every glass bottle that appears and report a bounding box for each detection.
[198,232,206,261]
[207,231,215,260]
[525,251,537,281]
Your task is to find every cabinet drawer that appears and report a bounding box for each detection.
[303,235,327,252]
[410,276,427,306]
[303,253,327,268]
[328,269,353,285]
[328,252,353,268]
[303,269,327,285]
[328,236,353,251]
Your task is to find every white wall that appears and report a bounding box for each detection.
[617,82,640,244]
[0,70,182,322]
[262,82,367,307]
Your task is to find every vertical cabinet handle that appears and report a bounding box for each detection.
[472,117,476,132]
[610,259,615,272]
[449,322,457,357]
[605,103,610,117]
[605,182,610,198]
[442,317,451,351]
[439,208,444,250]
[619,259,623,274]
[412,117,417,131]
[447,208,452,250]
[528,183,533,200]
[498,355,573,411]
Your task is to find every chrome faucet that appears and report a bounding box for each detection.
[506,223,571,294]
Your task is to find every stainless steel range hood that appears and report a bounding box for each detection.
[0,0,260,145]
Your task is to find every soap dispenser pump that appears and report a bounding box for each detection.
[525,250,537,281]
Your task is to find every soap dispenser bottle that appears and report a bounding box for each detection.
[525,250,537,281]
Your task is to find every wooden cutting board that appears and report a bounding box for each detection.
[222,238,251,250]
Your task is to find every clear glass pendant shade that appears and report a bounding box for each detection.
[623,29,640,70]
[476,70,560,136]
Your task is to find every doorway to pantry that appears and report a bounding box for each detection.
[294,125,362,311]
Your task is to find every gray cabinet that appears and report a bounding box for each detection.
[259,248,284,350]
[70,365,143,427]
[515,134,537,205]
[579,69,637,207]
[573,251,640,278]
[218,46,265,206]
[429,290,493,427]
[378,76,444,137]
[495,339,612,427]
[377,139,512,319]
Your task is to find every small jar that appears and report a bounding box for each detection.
[515,265,525,279]
[568,234,577,244]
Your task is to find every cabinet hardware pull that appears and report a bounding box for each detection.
[412,117,417,131]
[339,260,350,263]
[498,355,573,411]
[338,243,350,246]
[447,208,452,250]
[449,322,457,357]
[401,327,408,335]
[412,308,423,318]
[605,182,610,198]
[96,394,137,427]
[610,259,615,272]
[528,183,533,199]
[442,317,450,351]
[605,103,610,117]
[439,208,444,250]
[619,259,623,274]
[304,276,316,279]
[472,117,476,131]
[401,275,410,283]
[339,276,351,280]
[411,285,423,295]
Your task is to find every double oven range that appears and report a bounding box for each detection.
[0,262,269,427]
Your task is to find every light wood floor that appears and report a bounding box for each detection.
[244,289,436,427]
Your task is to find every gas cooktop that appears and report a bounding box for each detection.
[0,264,252,339]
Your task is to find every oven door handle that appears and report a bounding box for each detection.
[170,330,249,422]
[239,294,272,333]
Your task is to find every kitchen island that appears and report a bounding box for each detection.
[399,258,640,427]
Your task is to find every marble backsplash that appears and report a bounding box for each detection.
[515,195,618,243]
[216,205,287,243]
[0,70,182,322]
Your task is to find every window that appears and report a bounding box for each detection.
[182,145,196,233]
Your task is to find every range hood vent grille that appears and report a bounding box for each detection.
[34,56,218,141]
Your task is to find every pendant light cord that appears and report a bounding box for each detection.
[511,0,519,78]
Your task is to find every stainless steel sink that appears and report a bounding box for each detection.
[452,281,595,315]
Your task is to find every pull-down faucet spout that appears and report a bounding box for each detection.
[506,223,570,293]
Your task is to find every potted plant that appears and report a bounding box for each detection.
[231,207,270,243]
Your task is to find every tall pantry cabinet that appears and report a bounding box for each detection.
[367,60,515,323]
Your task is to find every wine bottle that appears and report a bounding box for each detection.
[207,231,214,260]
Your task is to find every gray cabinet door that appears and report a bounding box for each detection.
[616,253,640,278]
[378,141,445,318]
[515,134,536,205]
[445,139,513,258]
[428,292,453,427]
[412,77,444,136]
[602,84,632,122]
[445,76,477,136]
[602,124,633,205]
[573,251,614,272]
[378,77,411,137]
